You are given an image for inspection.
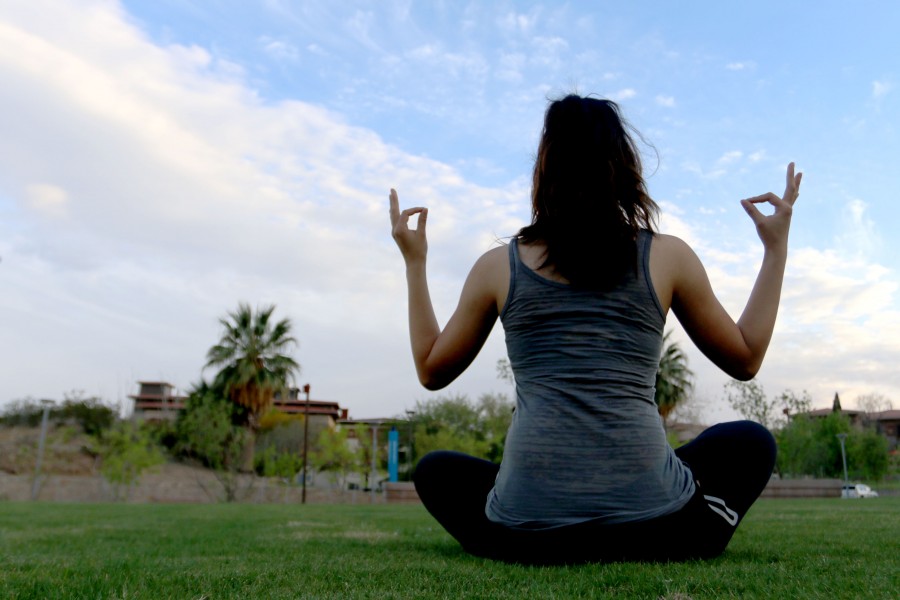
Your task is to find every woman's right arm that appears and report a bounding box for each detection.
[670,163,802,380]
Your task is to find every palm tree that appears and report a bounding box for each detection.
[655,331,694,427]
[205,303,300,469]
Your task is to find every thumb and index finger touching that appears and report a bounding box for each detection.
[740,162,802,223]
[388,188,428,234]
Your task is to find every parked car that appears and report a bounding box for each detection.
[841,483,879,498]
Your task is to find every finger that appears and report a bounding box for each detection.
[743,192,783,206]
[741,198,766,225]
[415,208,428,234]
[783,163,802,206]
[389,189,400,224]
[395,207,426,231]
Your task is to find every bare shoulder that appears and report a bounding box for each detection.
[648,233,699,313]
[652,233,705,272]
[467,244,510,313]
[652,233,692,256]
[479,244,509,265]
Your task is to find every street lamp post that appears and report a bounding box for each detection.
[31,399,54,501]
[301,383,311,504]
[836,433,849,488]
[405,410,416,479]
[370,424,379,503]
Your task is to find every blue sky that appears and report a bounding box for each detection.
[1,1,898,420]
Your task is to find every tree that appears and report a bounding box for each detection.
[724,380,778,429]
[776,414,829,477]
[496,358,514,386]
[311,427,361,490]
[857,393,893,427]
[94,421,165,501]
[847,430,889,481]
[176,388,249,502]
[410,393,514,463]
[204,303,299,470]
[776,411,889,480]
[257,446,304,502]
[655,331,694,426]
[777,389,813,420]
[724,381,812,432]
[0,392,117,435]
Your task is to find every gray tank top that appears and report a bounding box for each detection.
[485,231,695,528]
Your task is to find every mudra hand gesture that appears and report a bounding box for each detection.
[389,188,428,265]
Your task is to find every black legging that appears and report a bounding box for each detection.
[413,420,776,564]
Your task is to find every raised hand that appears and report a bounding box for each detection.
[740,162,802,252]
[389,188,428,265]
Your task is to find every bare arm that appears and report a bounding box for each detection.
[671,163,802,379]
[389,189,501,389]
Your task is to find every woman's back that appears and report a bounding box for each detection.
[486,232,695,529]
[390,92,799,562]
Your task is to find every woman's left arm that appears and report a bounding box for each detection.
[390,189,501,389]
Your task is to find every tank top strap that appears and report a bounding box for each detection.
[638,229,665,321]
[500,239,519,320]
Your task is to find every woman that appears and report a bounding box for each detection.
[389,94,801,564]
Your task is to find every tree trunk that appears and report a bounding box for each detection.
[239,427,256,473]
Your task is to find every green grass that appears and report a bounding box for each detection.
[1,499,898,599]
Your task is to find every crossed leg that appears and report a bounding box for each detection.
[413,421,776,563]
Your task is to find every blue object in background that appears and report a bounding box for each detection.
[388,427,399,482]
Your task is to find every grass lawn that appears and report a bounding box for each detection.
[1,498,898,599]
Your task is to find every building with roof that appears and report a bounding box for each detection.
[130,381,348,429]
[797,391,900,450]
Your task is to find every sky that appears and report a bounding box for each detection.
[1,0,898,421]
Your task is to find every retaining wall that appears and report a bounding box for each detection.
[0,463,388,504]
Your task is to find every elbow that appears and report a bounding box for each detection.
[416,367,456,392]
[419,377,448,391]
[727,361,761,382]
[730,369,757,382]
[418,370,450,391]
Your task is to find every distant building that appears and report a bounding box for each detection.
[797,400,900,450]
[130,381,186,420]
[802,407,864,428]
[273,387,349,430]
[130,381,349,428]
[871,410,900,450]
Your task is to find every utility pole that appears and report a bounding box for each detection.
[836,433,849,487]
[405,410,416,478]
[31,399,54,501]
[370,424,379,503]
[301,383,311,504]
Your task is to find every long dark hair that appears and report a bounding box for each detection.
[518,95,659,289]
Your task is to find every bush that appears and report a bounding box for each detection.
[93,421,166,500]
[0,393,117,438]
[777,412,890,480]
[176,390,249,502]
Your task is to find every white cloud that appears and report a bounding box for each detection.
[3,0,900,424]
[726,61,755,71]
[872,79,892,99]
[0,0,521,415]
[836,198,882,259]
[748,150,766,163]
[496,51,526,83]
[716,150,743,165]
[260,36,300,61]
[25,183,68,218]
[497,10,540,36]
[609,88,637,101]
[655,95,675,107]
